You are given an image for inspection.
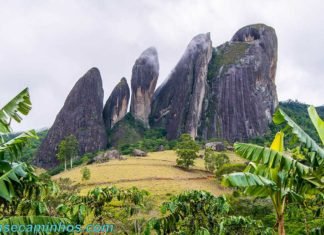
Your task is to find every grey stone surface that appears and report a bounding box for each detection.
[199,24,278,142]
[205,142,225,151]
[132,149,147,157]
[94,149,121,163]
[130,47,159,127]
[103,77,130,131]
[35,24,279,170]
[150,33,212,139]
[35,68,107,169]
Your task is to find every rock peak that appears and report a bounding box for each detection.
[187,33,211,50]
[103,77,130,131]
[231,23,276,43]
[140,46,158,56]
[133,47,159,79]
[35,68,107,169]
[199,23,278,141]
[120,77,127,83]
[130,47,159,127]
[150,33,212,139]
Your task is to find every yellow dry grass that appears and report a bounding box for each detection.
[53,150,242,199]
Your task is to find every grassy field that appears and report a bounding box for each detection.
[53,150,244,212]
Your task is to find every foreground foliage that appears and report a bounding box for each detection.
[147,190,272,235]
[223,107,324,234]
[57,185,149,233]
[0,88,69,233]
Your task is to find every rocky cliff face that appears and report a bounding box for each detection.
[150,33,212,139]
[103,77,130,131]
[36,24,279,169]
[35,68,107,168]
[130,47,159,127]
[199,24,278,142]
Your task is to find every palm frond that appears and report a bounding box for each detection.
[273,108,324,163]
[0,161,27,201]
[222,172,277,188]
[0,88,31,134]
[0,130,38,161]
[308,106,324,145]
[234,143,312,175]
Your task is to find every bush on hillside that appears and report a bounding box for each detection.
[204,149,230,173]
[81,167,91,181]
[176,134,200,169]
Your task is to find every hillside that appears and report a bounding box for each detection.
[53,150,244,208]
[248,101,324,145]
[5,129,48,163]
[279,100,324,142]
[280,100,324,137]
[21,101,323,164]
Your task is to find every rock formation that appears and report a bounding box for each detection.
[150,33,212,139]
[93,150,123,163]
[205,142,225,151]
[130,47,159,127]
[35,24,279,169]
[103,77,130,131]
[35,68,107,169]
[199,24,278,142]
[132,149,147,157]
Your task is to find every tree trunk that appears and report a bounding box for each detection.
[278,214,286,235]
[70,156,73,169]
[64,158,67,171]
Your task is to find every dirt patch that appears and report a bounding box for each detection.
[82,176,211,186]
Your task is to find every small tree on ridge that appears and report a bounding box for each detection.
[176,134,200,169]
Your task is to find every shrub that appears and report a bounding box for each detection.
[47,164,65,176]
[81,167,91,181]
[216,163,247,177]
[119,143,135,155]
[176,134,200,169]
[204,148,230,172]
[80,153,91,164]
[167,140,178,150]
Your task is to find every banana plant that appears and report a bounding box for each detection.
[273,107,324,166]
[0,88,69,233]
[0,88,37,202]
[222,107,324,235]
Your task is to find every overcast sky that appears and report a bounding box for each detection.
[0,0,323,132]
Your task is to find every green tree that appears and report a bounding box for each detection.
[81,167,91,181]
[175,134,200,169]
[57,134,79,171]
[204,148,229,173]
[222,107,324,235]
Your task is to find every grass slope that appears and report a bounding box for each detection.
[53,150,243,207]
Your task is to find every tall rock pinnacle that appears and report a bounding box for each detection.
[103,77,130,131]
[150,33,212,139]
[35,68,107,169]
[199,24,278,141]
[130,47,159,127]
